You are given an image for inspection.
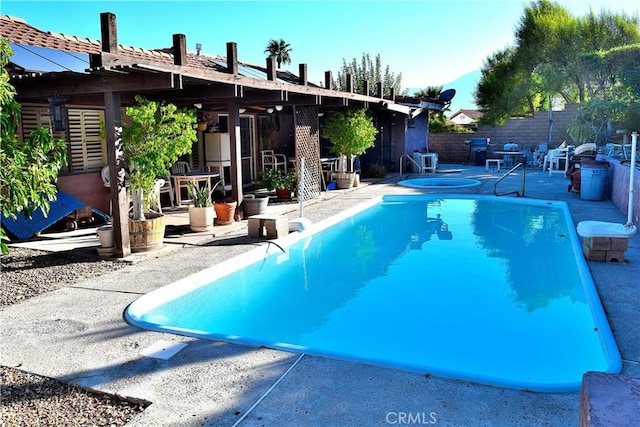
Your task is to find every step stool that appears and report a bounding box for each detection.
[247,214,289,239]
[485,158,505,172]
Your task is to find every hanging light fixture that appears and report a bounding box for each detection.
[266,107,274,114]
[47,96,67,132]
[275,105,283,112]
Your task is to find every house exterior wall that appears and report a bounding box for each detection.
[429,104,581,164]
[57,172,110,214]
[450,113,474,125]
[404,115,428,154]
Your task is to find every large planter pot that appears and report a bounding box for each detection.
[334,172,356,189]
[189,206,215,232]
[96,226,113,248]
[242,195,269,218]
[129,213,166,253]
[214,201,237,225]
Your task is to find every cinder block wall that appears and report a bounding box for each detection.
[429,104,581,164]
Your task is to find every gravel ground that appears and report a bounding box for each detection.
[1,246,147,426]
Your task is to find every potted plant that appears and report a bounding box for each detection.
[214,197,237,225]
[256,168,297,199]
[122,95,197,251]
[242,194,270,218]
[321,108,378,189]
[187,182,215,232]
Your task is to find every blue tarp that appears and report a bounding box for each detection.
[1,192,86,240]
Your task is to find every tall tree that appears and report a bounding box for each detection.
[334,53,404,96]
[0,39,68,253]
[475,0,640,125]
[264,39,292,68]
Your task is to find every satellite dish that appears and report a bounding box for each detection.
[438,88,456,102]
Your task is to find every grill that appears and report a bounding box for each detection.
[464,138,491,165]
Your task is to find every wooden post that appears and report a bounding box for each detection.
[299,64,308,86]
[100,13,118,53]
[228,101,243,206]
[103,91,130,258]
[266,56,277,81]
[390,86,396,100]
[346,73,354,93]
[226,42,238,75]
[376,82,383,98]
[363,80,370,96]
[173,34,187,66]
[324,71,333,90]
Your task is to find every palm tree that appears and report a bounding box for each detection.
[264,39,292,69]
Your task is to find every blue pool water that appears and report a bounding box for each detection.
[125,195,621,391]
[398,177,481,189]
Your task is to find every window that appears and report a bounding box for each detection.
[21,106,107,173]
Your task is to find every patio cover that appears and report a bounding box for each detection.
[1,191,85,240]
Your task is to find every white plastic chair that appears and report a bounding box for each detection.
[156,176,174,210]
[261,150,287,172]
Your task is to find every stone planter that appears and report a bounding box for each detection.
[242,195,269,218]
[214,201,237,225]
[188,206,215,232]
[96,226,113,248]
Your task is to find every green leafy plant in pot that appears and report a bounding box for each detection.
[321,108,377,189]
[256,168,297,199]
[187,182,216,232]
[121,95,197,250]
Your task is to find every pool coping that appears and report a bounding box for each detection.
[2,165,639,426]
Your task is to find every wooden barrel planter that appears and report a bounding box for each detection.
[334,172,356,189]
[129,213,166,253]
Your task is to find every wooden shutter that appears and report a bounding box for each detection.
[67,109,106,172]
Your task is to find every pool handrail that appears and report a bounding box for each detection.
[494,162,526,197]
[399,154,423,177]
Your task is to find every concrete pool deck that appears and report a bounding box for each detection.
[2,165,639,426]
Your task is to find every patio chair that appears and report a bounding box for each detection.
[156,176,174,209]
[171,161,192,204]
[171,161,191,175]
[261,150,287,172]
[100,166,131,214]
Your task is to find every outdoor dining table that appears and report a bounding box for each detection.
[170,172,221,206]
[494,151,527,167]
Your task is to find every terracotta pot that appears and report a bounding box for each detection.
[214,201,237,225]
[188,206,215,232]
[275,188,292,200]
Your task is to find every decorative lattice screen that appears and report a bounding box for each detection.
[293,106,321,201]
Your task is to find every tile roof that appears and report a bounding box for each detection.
[0,14,305,84]
[451,109,483,120]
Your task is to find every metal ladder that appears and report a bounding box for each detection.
[493,162,527,197]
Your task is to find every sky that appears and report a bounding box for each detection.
[2,0,639,109]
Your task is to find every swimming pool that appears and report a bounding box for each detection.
[124,195,621,392]
[398,177,481,189]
